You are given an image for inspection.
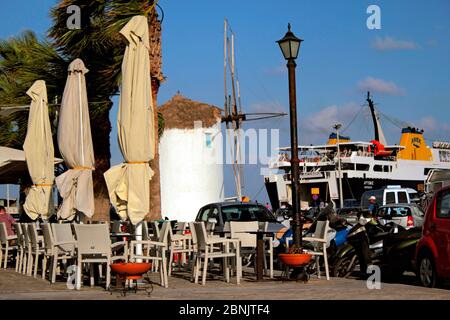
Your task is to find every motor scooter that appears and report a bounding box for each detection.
[332,211,421,278]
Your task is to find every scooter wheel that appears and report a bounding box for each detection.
[332,255,357,278]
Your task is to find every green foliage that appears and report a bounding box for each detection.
[0,0,163,149]
[0,31,67,148]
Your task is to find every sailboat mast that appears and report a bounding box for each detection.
[224,19,228,119]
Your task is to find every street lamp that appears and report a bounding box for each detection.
[333,123,344,209]
[277,24,303,248]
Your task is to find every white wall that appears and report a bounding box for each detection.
[159,121,224,222]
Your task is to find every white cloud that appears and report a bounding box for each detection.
[357,77,405,96]
[415,116,450,139]
[299,103,361,144]
[372,36,419,51]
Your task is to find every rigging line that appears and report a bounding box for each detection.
[244,114,287,122]
[252,183,266,201]
[344,176,355,200]
[341,106,364,134]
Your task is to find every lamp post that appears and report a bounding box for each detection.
[333,123,344,209]
[277,24,303,248]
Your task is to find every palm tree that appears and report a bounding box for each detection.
[0,31,68,216]
[0,0,164,221]
[49,0,164,220]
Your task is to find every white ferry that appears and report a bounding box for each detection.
[264,93,450,210]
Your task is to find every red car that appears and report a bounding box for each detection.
[415,186,450,287]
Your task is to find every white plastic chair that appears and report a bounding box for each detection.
[42,223,77,283]
[168,222,193,275]
[192,222,241,286]
[19,223,31,274]
[303,220,330,280]
[0,222,17,269]
[13,223,24,272]
[129,221,170,288]
[73,223,128,290]
[27,223,45,278]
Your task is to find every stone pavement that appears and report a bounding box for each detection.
[1,269,450,300]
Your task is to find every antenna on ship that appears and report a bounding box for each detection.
[222,19,287,200]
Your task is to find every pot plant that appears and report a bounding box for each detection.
[279,246,312,267]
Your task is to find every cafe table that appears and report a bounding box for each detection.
[214,229,275,281]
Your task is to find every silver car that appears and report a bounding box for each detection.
[376,204,425,229]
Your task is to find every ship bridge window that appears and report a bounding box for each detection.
[373,165,392,172]
[356,164,370,171]
[439,150,450,162]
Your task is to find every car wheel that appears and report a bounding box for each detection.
[418,255,441,288]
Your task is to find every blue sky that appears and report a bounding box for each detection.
[1,0,450,203]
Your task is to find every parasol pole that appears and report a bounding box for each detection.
[77,71,85,224]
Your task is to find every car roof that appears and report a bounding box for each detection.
[379,203,420,208]
[205,201,264,208]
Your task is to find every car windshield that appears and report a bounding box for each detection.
[221,205,276,222]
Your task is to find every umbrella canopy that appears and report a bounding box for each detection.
[0,147,62,184]
[56,58,95,220]
[104,15,156,225]
[23,80,55,220]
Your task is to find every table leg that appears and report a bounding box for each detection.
[256,233,264,281]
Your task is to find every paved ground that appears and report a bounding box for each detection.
[1,268,450,300]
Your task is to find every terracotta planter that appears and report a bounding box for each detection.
[110,262,152,277]
[279,253,312,267]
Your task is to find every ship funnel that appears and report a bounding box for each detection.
[397,127,432,161]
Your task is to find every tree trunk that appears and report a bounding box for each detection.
[88,106,112,222]
[146,10,164,221]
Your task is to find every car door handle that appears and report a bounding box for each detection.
[430,222,436,231]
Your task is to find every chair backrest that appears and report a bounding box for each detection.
[152,221,161,239]
[142,222,150,241]
[205,221,216,235]
[52,223,76,253]
[313,220,330,241]
[73,224,110,256]
[21,223,30,248]
[41,223,54,251]
[158,221,170,245]
[230,221,258,248]
[193,222,208,251]
[0,222,8,243]
[27,223,39,248]
[188,222,197,247]
[13,223,23,247]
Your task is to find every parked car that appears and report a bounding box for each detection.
[361,186,419,208]
[196,201,287,233]
[376,204,425,229]
[415,186,450,288]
